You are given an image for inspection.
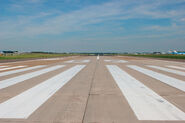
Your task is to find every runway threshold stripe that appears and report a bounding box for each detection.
[107,65,185,120]
[104,60,111,62]
[128,65,185,92]
[147,65,185,76]
[0,66,25,71]
[0,65,65,90]
[0,65,85,119]
[65,60,74,63]
[104,60,128,63]
[167,66,185,71]
[82,60,90,63]
[65,60,90,63]
[117,60,128,63]
[0,65,46,77]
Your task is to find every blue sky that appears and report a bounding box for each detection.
[0,0,185,52]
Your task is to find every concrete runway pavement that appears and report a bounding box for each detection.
[0,56,185,123]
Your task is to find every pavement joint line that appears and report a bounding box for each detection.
[82,58,99,123]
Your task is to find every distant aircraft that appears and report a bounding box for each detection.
[171,50,185,55]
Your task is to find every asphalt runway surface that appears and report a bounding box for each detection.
[0,56,185,123]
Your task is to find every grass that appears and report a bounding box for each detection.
[120,54,185,59]
[0,53,75,60]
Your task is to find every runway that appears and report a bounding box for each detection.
[0,56,185,123]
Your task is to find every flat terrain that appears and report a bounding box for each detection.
[0,56,185,123]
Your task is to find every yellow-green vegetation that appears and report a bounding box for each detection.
[121,54,185,59]
[0,53,75,60]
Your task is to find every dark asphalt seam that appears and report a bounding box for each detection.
[82,58,99,123]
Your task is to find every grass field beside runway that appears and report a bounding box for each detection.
[0,53,75,60]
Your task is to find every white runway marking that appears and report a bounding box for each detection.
[0,65,65,90]
[0,66,7,68]
[65,60,75,63]
[128,65,185,92]
[167,66,185,71]
[104,60,111,62]
[104,60,128,63]
[148,65,185,76]
[40,58,63,61]
[107,65,185,121]
[153,60,185,65]
[0,57,66,65]
[0,65,46,77]
[0,66,25,71]
[82,60,90,63]
[97,55,99,60]
[0,65,85,119]
[65,60,90,63]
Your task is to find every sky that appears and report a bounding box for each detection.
[0,0,185,53]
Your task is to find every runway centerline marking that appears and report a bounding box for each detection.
[0,65,85,119]
[0,66,26,71]
[167,66,185,71]
[107,65,185,120]
[147,65,185,76]
[0,65,65,90]
[0,65,46,77]
[128,65,185,92]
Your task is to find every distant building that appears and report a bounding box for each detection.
[0,51,18,56]
[153,52,161,54]
[0,51,3,56]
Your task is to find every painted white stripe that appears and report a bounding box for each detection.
[128,65,185,92]
[0,65,65,90]
[154,60,185,65]
[0,56,78,66]
[0,66,7,68]
[0,66,25,71]
[107,65,185,120]
[104,60,128,63]
[148,65,185,76]
[0,57,65,65]
[167,66,185,71]
[117,60,128,63]
[65,60,74,63]
[0,65,85,119]
[104,60,111,62]
[65,60,90,63]
[40,58,63,61]
[0,65,46,77]
[82,60,90,63]
[97,55,99,60]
